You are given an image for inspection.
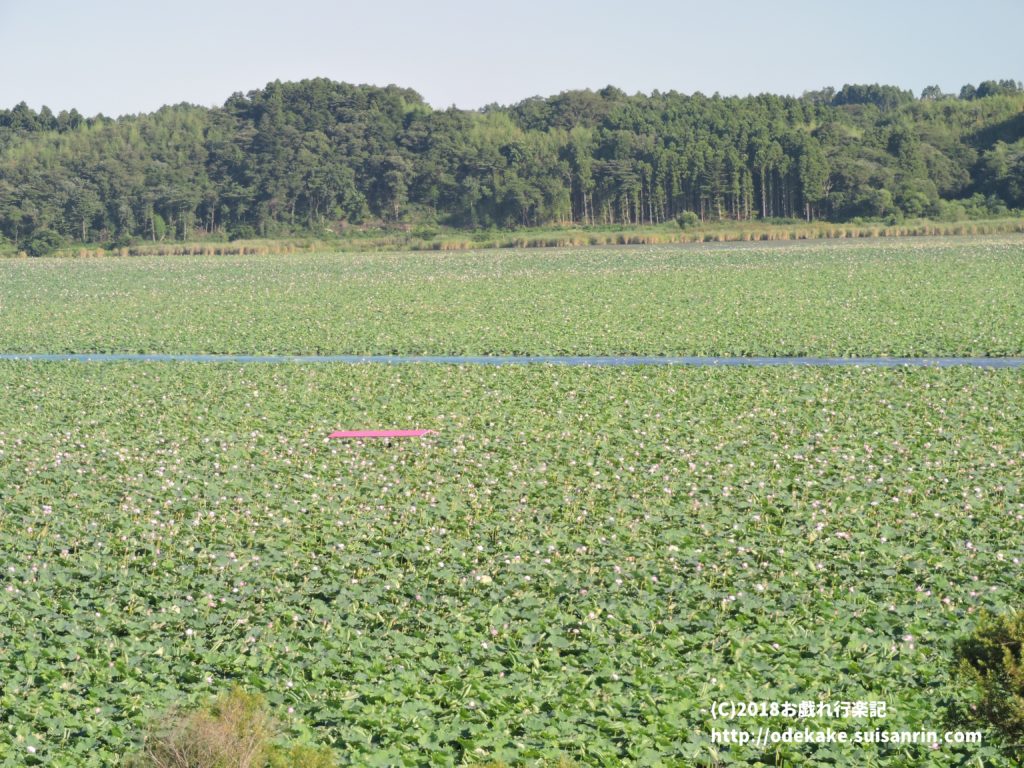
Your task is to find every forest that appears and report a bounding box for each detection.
[1,78,1023,253]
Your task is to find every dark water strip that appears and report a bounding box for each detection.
[2,352,1024,368]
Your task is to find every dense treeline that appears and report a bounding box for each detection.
[1,78,1022,253]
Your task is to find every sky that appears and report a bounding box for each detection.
[2,0,1022,117]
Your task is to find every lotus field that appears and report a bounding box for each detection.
[0,237,1023,767]
[1,238,1023,358]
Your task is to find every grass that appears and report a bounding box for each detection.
[125,687,335,768]
[5,216,1024,259]
[403,217,1024,252]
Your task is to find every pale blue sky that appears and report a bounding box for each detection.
[2,0,1022,117]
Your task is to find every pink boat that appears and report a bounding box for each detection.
[328,429,435,439]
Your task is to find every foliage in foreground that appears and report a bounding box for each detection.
[952,611,1024,753]
[1,363,1023,765]
[125,688,334,768]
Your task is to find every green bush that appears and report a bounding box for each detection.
[108,232,136,250]
[25,228,64,257]
[676,211,700,229]
[952,610,1024,748]
[229,225,258,242]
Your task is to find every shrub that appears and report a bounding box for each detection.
[951,610,1024,749]
[25,228,64,257]
[107,233,137,250]
[676,211,700,229]
[228,225,258,242]
[125,687,335,768]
